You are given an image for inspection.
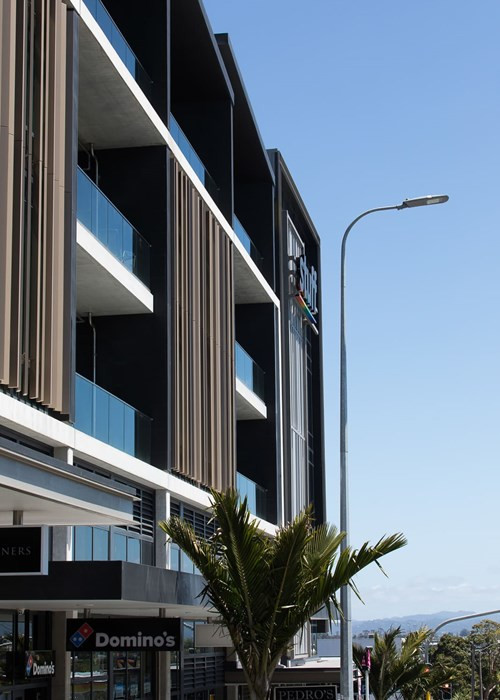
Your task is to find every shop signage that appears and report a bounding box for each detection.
[275,687,337,700]
[294,255,319,332]
[0,526,48,576]
[66,618,181,652]
[25,650,56,678]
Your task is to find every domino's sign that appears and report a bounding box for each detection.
[66,618,181,652]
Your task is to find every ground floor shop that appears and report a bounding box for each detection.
[0,610,226,700]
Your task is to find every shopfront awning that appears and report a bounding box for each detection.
[0,561,214,618]
[0,436,136,526]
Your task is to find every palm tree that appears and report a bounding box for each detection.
[159,489,406,700]
[353,627,452,700]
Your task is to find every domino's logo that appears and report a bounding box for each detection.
[69,623,94,648]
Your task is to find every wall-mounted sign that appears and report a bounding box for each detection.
[66,618,181,652]
[275,687,337,700]
[294,255,319,333]
[25,650,56,678]
[0,526,48,576]
[195,623,232,648]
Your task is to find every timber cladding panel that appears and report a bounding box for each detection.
[171,158,236,491]
[0,0,72,415]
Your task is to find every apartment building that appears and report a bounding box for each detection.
[0,1,326,700]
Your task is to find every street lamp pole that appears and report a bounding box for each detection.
[339,194,449,700]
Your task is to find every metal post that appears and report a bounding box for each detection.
[478,651,483,700]
[339,205,400,700]
[471,644,476,700]
[338,195,448,700]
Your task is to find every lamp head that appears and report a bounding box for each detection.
[399,194,449,209]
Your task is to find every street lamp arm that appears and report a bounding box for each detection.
[424,609,500,663]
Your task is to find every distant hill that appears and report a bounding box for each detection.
[346,611,500,636]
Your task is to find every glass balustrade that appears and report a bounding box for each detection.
[77,167,151,287]
[235,342,265,401]
[236,472,268,520]
[233,216,263,269]
[83,0,152,99]
[75,374,152,463]
[169,115,220,204]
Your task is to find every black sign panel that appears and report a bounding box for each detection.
[66,618,181,652]
[0,526,47,575]
[25,651,56,678]
[275,687,337,700]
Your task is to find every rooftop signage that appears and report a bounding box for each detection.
[0,526,48,576]
[66,618,181,652]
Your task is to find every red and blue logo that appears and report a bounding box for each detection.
[69,623,94,648]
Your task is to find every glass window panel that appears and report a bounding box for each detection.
[77,170,93,231]
[180,550,193,574]
[96,189,109,245]
[96,2,113,43]
[121,221,134,272]
[128,670,140,699]
[125,48,136,77]
[112,652,126,671]
[141,540,153,566]
[93,528,109,561]
[75,375,93,435]
[108,395,125,451]
[123,404,135,457]
[112,532,127,562]
[113,673,126,700]
[95,387,110,444]
[113,33,128,66]
[107,205,123,259]
[0,613,13,686]
[170,543,180,571]
[75,526,92,561]
[73,683,92,700]
[92,651,108,677]
[143,652,153,699]
[127,537,140,564]
[127,652,140,669]
[92,680,108,700]
[183,622,194,652]
[73,651,92,677]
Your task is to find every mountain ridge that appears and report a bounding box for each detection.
[349,610,500,636]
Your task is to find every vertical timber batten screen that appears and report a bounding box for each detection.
[171,158,235,491]
[0,0,71,415]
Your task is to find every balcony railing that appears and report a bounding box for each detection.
[233,215,263,269]
[83,0,152,98]
[169,114,220,204]
[77,167,151,287]
[235,342,265,401]
[75,374,152,463]
[237,472,268,521]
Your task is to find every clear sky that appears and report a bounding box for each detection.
[203,0,500,619]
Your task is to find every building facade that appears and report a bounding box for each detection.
[0,1,326,700]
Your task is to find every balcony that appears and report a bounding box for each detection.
[75,374,152,463]
[76,168,154,316]
[237,472,268,521]
[233,215,263,271]
[82,0,152,99]
[235,343,267,420]
[169,115,220,205]
[79,7,164,150]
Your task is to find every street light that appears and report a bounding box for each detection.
[339,194,449,700]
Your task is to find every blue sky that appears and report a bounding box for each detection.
[203,0,500,619]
